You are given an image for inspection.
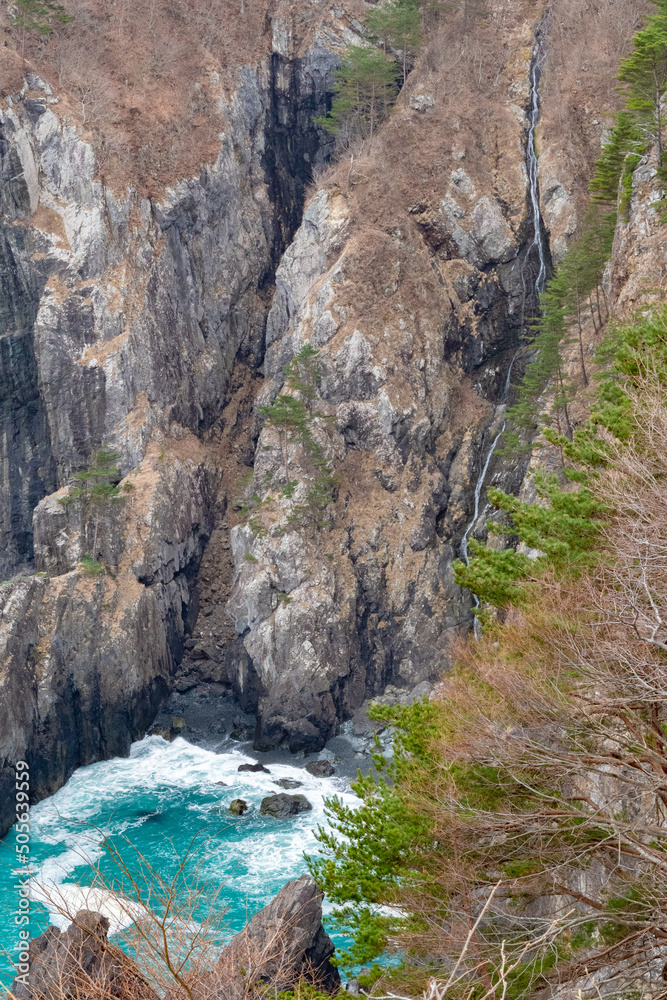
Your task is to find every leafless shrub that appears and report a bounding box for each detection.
[361,372,667,1000]
[6,826,341,1000]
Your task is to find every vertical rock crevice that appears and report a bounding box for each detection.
[0,14,358,833]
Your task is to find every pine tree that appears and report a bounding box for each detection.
[283,343,322,412]
[315,46,397,149]
[366,0,422,84]
[589,111,642,206]
[252,345,339,531]
[9,0,72,66]
[617,6,667,164]
[258,394,309,488]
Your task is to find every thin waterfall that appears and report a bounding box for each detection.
[460,24,549,637]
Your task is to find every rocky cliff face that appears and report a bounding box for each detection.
[222,7,555,751]
[0,5,360,836]
[0,0,642,833]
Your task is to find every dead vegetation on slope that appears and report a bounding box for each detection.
[0,0,365,195]
[309,0,646,339]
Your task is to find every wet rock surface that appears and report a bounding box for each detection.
[273,777,303,789]
[260,792,313,817]
[306,760,335,777]
[143,677,410,781]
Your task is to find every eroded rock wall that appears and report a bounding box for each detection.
[224,8,549,751]
[0,6,360,836]
[0,0,643,829]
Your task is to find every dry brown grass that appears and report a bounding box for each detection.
[0,0,349,195]
[310,0,646,344]
[539,0,652,230]
[360,369,667,999]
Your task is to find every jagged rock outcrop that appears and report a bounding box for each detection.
[11,910,156,999]
[12,876,339,999]
[224,15,544,749]
[204,874,340,997]
[220,0,644,753]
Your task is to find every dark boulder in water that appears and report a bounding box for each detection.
[260,793,312,818]
[305,759,334,777]
[238,761,270,773]
[273,778,303,789]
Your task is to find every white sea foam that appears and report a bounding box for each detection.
[26,736,358,936]
[29,882,146,934]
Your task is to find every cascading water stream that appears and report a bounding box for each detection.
[460,425,505,629]
[460,23,550,638]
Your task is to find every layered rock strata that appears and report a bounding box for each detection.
[0,0,640,830]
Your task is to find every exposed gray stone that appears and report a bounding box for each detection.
[11,910,156,999]
[0,10,359,835]
[305,759,335,777]
[260,793,313,817]
[206,874,339,996]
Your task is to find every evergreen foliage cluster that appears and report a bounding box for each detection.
[8,0,72,35]
[307,698,443,967]
[315,0,452,146]
[502,0,667,461]
[58,449,124,506]
[8,0,72,65]
[456,307,667,611]
[58,448,128,573]
[234,345,339,536]
[501,202,614,457]
[589,0,667,215]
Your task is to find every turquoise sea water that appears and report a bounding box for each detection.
[0,736,359,988]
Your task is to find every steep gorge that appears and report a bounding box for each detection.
[0,1,360,837]
[0,0,644,837]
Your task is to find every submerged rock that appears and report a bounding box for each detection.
[273,778,303,789]
[229,798,249,815]
[260,793,312,817]
[150,725,172,741]
[305,759,334,777]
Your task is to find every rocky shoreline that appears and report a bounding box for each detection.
[146,675,432,781]
[12,876,339,1000]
